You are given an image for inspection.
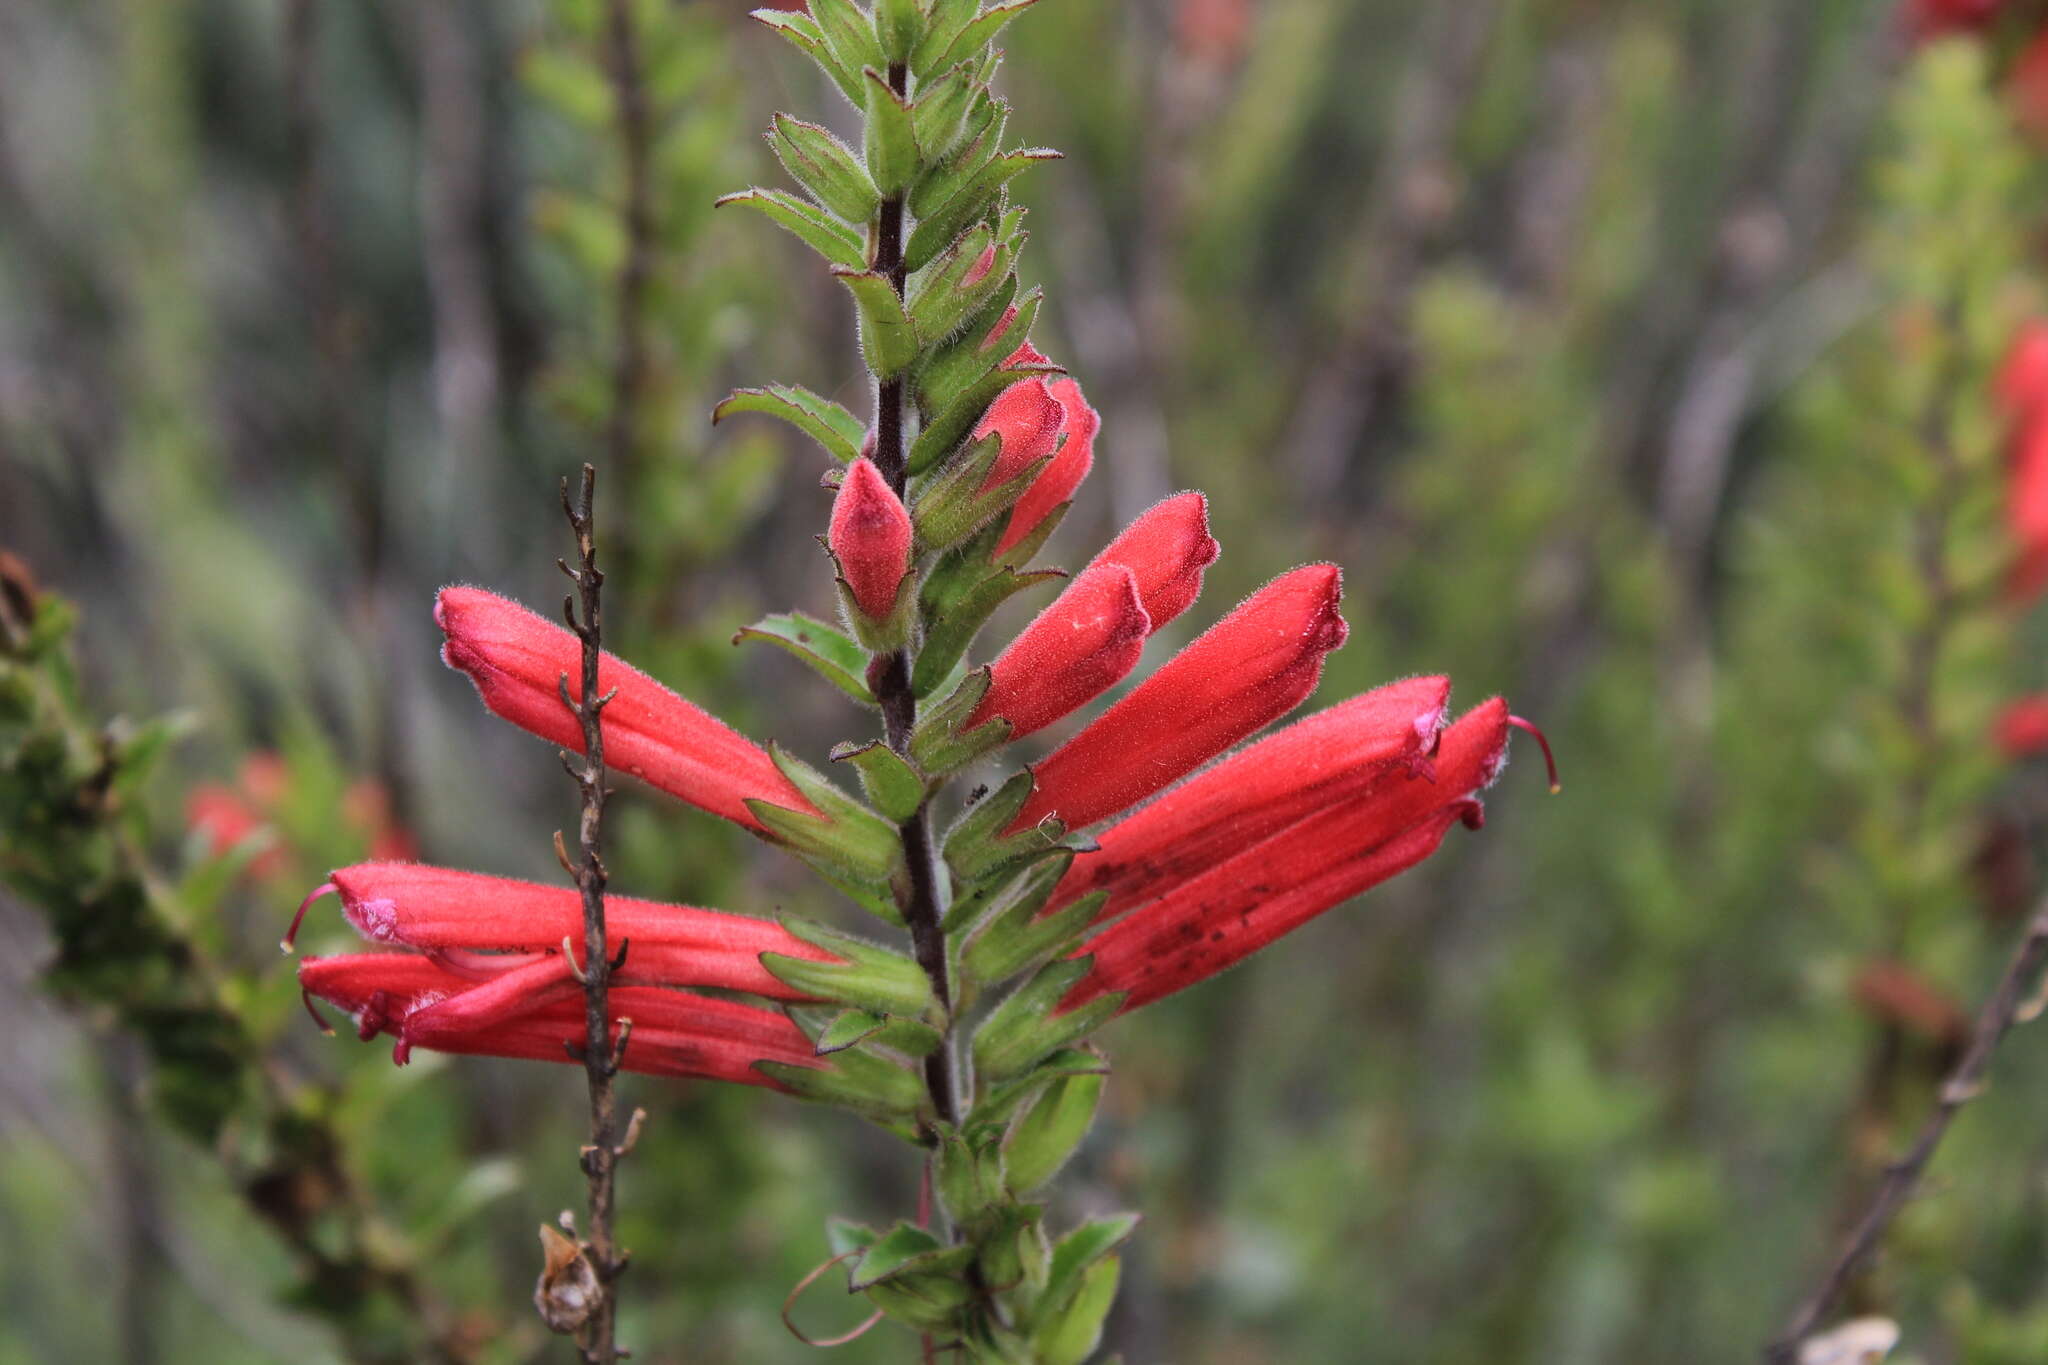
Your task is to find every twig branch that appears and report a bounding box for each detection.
[1764,898,2048,1361]
[555,464,632,1364]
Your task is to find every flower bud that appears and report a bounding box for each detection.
[830,458,914,619]
[995,376,1100,558]
[1080,491,1220,631]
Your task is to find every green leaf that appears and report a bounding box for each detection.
[830,739,927,822]
[809,0,886,79]
[942,769,1054,883]
[960,856,1103,986]
[873,0,923,63]
[905,147,1057,272]
[814,1007,888,1054]
[911,63,981,163]
[910,91,1004,219]
[749,9,864,108]
[907,357,1063,477]
[911,429,1052,550]
[714,384,866,465]
[757,1048,926,1121]
[919,0,1040,73]
[762,915,934,1017]
[1035,1255,1122,1365]
[908,223,1013,341]
[1004,1069,1104,1196]
[913,532,1064,697]
[863,69,921,200]
[918,279,1038,413]
[1045,1214,1139,1309]
[714,188,868,270]
[827,1217,882,1257]
[907,667,1011,775]
[912,0,980,80]
[850,1222,977,1290]
[833,268,919,378]
[748,746,904,891]
[732,611,875,704]
[769,114,880,222]
[972,958,1123,1083]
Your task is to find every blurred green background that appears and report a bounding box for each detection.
[9,0,2048,1360]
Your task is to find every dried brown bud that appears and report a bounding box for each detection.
[0,549,40,652]
[534,1223,602,1335]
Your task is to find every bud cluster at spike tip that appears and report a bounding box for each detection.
[971,344,1103,559]
[435,586,818,831]
[1059,699,1520,1016]
[1011,562,1351,834]
[830,458,913,619]
[289,862,857,1077]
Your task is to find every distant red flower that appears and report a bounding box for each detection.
[1906,0,2004,40]
[830,457,913,618]
[1043,674,1452,926]
[2001,326,2048,601]
[436,587,818,831]
[298,952,821,1084]
[2015,30,2048,139]
[1012,563,1349,833]
[1058,699,1520,1016]
[186,782,284,877]
[970,563,1151,739]
[1997,694,2048,757]
[187,752,416,877]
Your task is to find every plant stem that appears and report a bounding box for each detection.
[560,464,631,1364]
[1764,898,2048,1360]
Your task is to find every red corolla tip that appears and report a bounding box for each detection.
[829,458,913,619]
[1997,695,2048,759]
[970,563,1150,739]
[1083,492,1220,631]
[1507,715,1560,792]
[1014,562,1349,833]
[974,377,1067,491]
[435,586,817,830]
[1999,322,2048,423]
[995,376,1100,558]
[283,881,337,953]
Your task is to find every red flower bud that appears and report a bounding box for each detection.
[830,458,913,618]
[288,862,835,1000]
[1059,699,1511,1016]
[969,564,1151,739]
[974,376,1066,490]
[1079,491,1220,631]
[1997,695,2048,758]
[996,376,1100,557]
[436,587,817,831]
[1012,563,1349,833]
[297,953,820,1085]
[1044,674,1451,925]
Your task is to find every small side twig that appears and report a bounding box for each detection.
[1764,898,2048,1361]
[552,463,633,1364]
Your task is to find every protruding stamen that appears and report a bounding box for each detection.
[424,946,544,980]
[283,882,337,953]
[300,988,336,1035]
[1507,715,1560,793]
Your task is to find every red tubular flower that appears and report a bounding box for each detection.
[968,564,1150,739]
[1997,695,2048,758]
[1011,563,1349,833]
[1043,674,1451,925]
[1907,0,2003,39]
[830,457,912,618]
[1081,491,1220,631]
[2010,406,2048,601]
[297,953,820,1085]
[289,862,835,999]
[1058,699,1513,1016]
[436,587,817,831]
[974,375,1067,490]
[995,375,1100,558]
[1998,322,2048,423]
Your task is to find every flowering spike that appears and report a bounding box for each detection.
[969,564,1150,739]
[1012,563,1350,833]
[831,458,914,619]
[995,376,1099,559]
[436,587,818,830]
[1057,701,1510,1016]
[283,881,336,953]
[1507,714,1561,792]
[1081,492,1220,631]
[1044,675,1451,925]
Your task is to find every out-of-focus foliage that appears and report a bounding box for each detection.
[9,0,2048,1362]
